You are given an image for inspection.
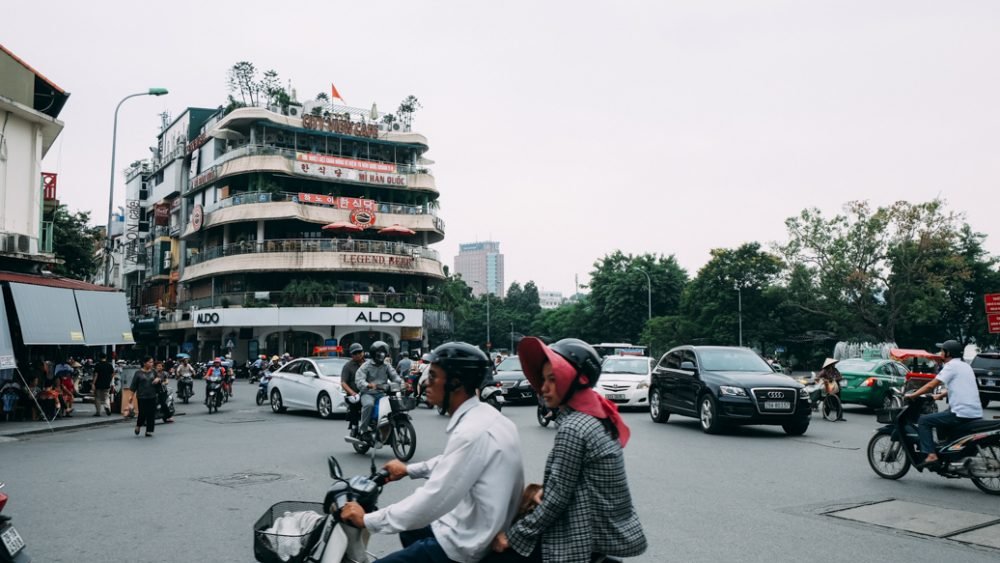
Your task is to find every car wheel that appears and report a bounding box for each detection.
[649,389,669,423]
[317,392,334,419]
[699,394,724,434]
[270,389,286,413]
[782,420,809,436]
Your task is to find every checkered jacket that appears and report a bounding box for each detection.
[508,409,647,562]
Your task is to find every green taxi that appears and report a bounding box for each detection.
[836,358,908,410]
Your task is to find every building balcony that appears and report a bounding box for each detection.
[181,191,444,242]
[181,238,444,283]
[214,106,429,147]
[184,144,437,197]
[179,290,440,311]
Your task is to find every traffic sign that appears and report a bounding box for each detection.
[989,313,1000,334]
[986,293,1000,314]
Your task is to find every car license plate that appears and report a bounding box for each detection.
[607,394,627,400]
[1,525,25,556]
[764,401,791,410]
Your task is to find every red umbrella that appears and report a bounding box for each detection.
[378,224,416,235]
[322,221,363,233]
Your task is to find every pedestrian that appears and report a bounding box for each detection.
[57,361,76,417]
[131,356,159,437]
[118,360,137,418]
[92,353,114,417]
[154,361,174,424]
[492,337,646,563]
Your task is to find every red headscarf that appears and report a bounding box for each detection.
[518,337,631,447]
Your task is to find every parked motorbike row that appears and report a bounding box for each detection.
[0,482,30,562]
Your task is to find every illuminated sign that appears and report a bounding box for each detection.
[296,152,396,173]
[301,114,378,139]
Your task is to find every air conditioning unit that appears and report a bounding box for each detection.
[268,105,281,114]
[389,122,402,131]
[286,104,303,118]
[1,235,14,253]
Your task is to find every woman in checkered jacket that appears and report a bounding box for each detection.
[491,338,647,563]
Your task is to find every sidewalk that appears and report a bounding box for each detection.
[0,410,130,438]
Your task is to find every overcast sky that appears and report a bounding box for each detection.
[5,1,999,296]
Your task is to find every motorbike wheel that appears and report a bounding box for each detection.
[391,419,417,462]
[537,404,551,427]
[486,395,502,412]
[182,394,189,404]
[352,439,371,455]
[256,391,265,406]
[436,404,447,416]
[867,433,911,479]
[822,395,843,421]
[971,444,1000,495]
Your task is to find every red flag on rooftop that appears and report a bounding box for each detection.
[331,83,344,102]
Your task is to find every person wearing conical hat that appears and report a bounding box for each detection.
[816,358,844,418]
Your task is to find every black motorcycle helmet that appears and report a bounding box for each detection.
[426,342,491,405]
[550,338,602,388]
[348,343,364,356]
[936,339,963,358]
[369,341,390,365]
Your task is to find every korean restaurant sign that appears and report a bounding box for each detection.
[294,161,407,187]
[297,193,377,211]
[301,114,378,139]
[296,152,396,173]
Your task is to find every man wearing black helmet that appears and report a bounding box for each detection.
[341,343,366,432]
[340,342,524,563]
[906,339,982,467]
[355,341,403,436]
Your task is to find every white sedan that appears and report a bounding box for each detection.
[596,356,655,409]
[268,357,350,419]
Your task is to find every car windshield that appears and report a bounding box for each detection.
[972,354,1000,370]
[698,349,772,372]
[837,359,877,372]
[497,357,522,371]
[314,359,349,377]
[602,357,650,374]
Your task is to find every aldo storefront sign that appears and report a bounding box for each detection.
[354,310,406,324]
[192,308,422,329]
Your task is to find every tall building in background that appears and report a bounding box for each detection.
[454,241,504,298]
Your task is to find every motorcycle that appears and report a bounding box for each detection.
[177,375,195,404]
[205,374,224,414]
[479,378,504,412]
[867,395,1000,495]
[256,373,271,406]
[345,383,417,462]
[0,482,31,562]
[537,396,558,427]
[158,384,176,420]
[253,457,387,563]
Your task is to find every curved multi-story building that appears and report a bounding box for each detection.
[132,102,447,361]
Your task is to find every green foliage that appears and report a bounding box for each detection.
[52,205,101,280]
[226,62,289,110]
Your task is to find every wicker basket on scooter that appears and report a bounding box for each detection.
[253,501,326,563]
[876,407,903,424]
[391,395,417,412]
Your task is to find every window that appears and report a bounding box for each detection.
[679,350,698,370]
[658,352,681,370]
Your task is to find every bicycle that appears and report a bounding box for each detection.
[806,376,844,421]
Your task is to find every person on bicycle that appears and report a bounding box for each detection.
[339,342,524,563]
[340,343,366,432]
[354,341,402,435]
[815,358,845,421]
[906,339,982,468]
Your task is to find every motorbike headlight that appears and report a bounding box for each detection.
[719,385,747,397]
[637,381,650,390]
[799,388,810,399]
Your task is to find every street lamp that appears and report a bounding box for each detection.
[104,88,169,287]
[735,283,743,347]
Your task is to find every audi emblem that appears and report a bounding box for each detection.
[766,391,784,399]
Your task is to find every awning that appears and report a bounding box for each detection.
[0,290,16,369]
[8,282,86,345]
[74,290,135,345]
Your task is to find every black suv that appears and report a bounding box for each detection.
[648,346,810,435]
[971,352,1000,409]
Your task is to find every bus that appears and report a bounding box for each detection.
[592,343,648,358]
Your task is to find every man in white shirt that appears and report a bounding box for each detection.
[906,339,983,467]
[340,342,524,563]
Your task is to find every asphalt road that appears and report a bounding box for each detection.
[1,386,999,562]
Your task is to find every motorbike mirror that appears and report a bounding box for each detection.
[303,371,318,378]
[327,456,343,479]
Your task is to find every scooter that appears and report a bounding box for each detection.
[537,396,558,428]
[479,377,504,412]
[205,374,224,414]
[256,373,271,406]
[253,457,387,563]
[177,375,194,404]
[345,383,417,462]
[0,482,31,562]
[867,394,1000,495]
[157,385,176,420]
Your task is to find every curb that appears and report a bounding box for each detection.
[0,411,187,439]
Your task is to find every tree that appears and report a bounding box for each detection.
[227,61,260,106]
[52,205,101,280]
[587,251,687,344]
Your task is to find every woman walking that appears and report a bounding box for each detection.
[131,356,160,437]
[492,337,646,563]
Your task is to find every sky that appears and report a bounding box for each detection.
[4,1,1000,296]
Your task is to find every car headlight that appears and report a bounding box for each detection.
[799,388,810,399]
[719,385,747,397]
[637,381,649,390]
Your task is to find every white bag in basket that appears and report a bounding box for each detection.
[264,510,325,561]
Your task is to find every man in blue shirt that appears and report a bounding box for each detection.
[906,339,983,467]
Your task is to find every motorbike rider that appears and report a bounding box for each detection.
[204,358,228,396]
[176,358,195,398]
[354,341,403,436]
[339,342,525,563]
[266,355,282,374]
[340,343,366,432]
[906,339,982,467]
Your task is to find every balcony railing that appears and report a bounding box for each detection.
[186,237,441,267]
[203,190,442,227]
[179,290,440,311]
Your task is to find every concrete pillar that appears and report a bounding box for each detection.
[257,220,265,243]
[223,224,231,245]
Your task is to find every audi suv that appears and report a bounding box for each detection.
[648,346,810,435]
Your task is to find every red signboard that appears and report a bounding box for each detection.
[297,193,376,211]
[296,152,396,173]
[989,313,1000,334]
[42,172,58,200]
[986,293,1000,314]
